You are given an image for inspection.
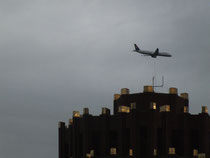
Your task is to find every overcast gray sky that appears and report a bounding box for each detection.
[0,0,210,158]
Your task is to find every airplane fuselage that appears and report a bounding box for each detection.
[134,50,171,58]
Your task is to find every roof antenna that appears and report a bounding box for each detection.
[152,76,164,92]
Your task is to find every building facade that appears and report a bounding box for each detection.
[59,86,210,158]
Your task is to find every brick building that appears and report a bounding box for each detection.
[59,86,210,158]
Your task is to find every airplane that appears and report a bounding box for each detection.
[133,44,172,58]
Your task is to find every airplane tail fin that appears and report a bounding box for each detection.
[154,48,159,55]
[134,44,140,51]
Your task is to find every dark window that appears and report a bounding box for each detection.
[123,128,130,156]
[79,133,83,158]
[92,131,100,156]
[171,129,184,156]
[209,132,210,152]
[139,126,148,156]
[190,129,199,152]
[110,130,118,147]
[157,128,163,155]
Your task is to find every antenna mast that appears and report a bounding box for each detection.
[152,76,164,92]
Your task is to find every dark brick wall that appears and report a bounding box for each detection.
[59,92,210,158]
